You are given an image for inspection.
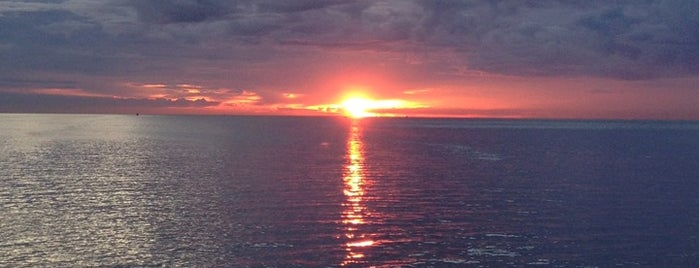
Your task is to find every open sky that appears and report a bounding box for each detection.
[1,0,698,119]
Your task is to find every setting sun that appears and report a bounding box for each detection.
[341,97,374,118]
[339,95,424,118]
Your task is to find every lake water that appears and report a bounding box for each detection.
[1,114,698,267]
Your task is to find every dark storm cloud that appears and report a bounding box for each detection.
[129,0,235,24]
[126,0,697,80]
[0,7,129,76]
[128,0,348,24]
[415,0,699,79]
[1,0,699,108]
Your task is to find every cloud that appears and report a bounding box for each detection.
[128,0,235,24]
[0,7,130,77]
[3,1,699,80]
[0,77,77,89]
[415,0,699,79]
[1,0,698,116]
[0,91,218,113]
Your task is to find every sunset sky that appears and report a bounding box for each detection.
[1,0,698,119]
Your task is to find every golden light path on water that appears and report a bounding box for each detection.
[340,120,375,266]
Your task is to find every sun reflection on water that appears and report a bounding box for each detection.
[340,120,375,266]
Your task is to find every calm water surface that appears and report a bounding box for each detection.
[1,114,698,267]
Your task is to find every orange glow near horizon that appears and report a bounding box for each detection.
[14,62,697,120]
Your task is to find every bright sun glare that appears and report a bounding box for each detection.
[340,95,415,118]
[341,97,374,118]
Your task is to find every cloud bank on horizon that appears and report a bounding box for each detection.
[1,0,698,118]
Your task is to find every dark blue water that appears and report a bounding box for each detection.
[1,114,697,267]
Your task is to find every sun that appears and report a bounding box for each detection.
[341,97,374,118]
[340,95,420,118]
